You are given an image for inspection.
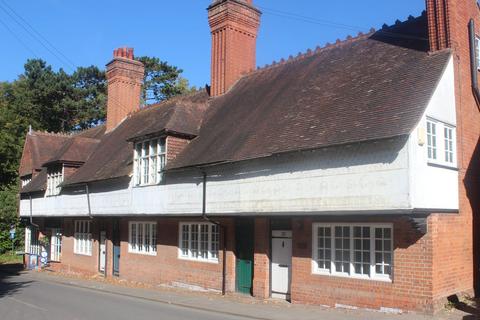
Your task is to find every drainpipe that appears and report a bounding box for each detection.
[201,171,227,296]
[29,194,40,229]
[85,183,93,219]
[468,19,480,107]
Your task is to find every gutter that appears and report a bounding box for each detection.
[200,171,227,296]
[468,19,480,108]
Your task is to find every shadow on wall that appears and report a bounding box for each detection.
[465,137,480,297]
[194,136,407,185]
[0,263,32,299]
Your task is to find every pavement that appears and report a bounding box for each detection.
[0,264,477,320]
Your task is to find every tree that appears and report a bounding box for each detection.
[136,56,195,104]
[0,56,193,254]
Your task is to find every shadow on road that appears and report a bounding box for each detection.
[0,263,32,299]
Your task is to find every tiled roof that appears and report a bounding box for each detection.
[21,15,452,192]
[62,91,209,186]
[167,15,451,169]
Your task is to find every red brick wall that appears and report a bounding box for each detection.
[291,217,435,313]
[166,136,190,162]
[116,217,236,292]
[426,0,480,305]
[253,217,270,298]
[56,218,99,276]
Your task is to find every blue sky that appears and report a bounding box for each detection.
[0,0,425,87]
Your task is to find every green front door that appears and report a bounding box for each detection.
[235,219,254,294]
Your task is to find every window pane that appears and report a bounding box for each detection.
[333,226,350,274]
[316,227,331,271]
[375,227,393,277]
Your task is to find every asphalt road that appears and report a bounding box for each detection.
[0,269,252,320]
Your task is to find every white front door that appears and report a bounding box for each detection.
[271,230,292,299]
[99,231,106,273]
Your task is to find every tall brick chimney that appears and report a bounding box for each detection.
[105,47,144,132]
[425,0,451,51]
[208,0,261,96]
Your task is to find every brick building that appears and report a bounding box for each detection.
[18,0,480,314]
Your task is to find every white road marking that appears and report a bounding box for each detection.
[7,297,48,312]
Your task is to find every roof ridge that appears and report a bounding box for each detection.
[137,89,206,113]
[31,130,72,138]
[246,13,427,76]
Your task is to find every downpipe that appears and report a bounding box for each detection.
[201,171,227,296]
[468,19,480,108]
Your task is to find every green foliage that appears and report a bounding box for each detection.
[0,184,22,255]
[0,56,192,253]
[136,56,196,104]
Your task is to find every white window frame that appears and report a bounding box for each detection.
[74,220,92,256]
[21,175,32,187]
[46,165,64,196]
[178,222,219,263]
[426,118,456,167]
[426,119,437,161]
[50,228,62,262]
[128,221,157,255]
[312,223,393,282]
[133,138,166,186]
[25,226,41,255]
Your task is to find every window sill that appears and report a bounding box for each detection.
[133,183,161,188]
[311,270,392,283]
[73,252,92,257]
[178,256,219,264]
[128,250,157,256]
[427,162,459,171]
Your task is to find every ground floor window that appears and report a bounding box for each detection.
[179,222,219,262]
[312,223,393,281]
[25,226,40,255]
[128,221,157,255]
[50,228,62,261]
[74,220,92,256]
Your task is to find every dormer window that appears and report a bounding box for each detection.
[133,138,166,186]
[21,175,32,187]
[46,166,64,196]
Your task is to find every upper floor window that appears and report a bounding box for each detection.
[133,138,166,186]
[312,223,393,281]
[21,175,32,187]
[46,166,63,196]
[426,118,456,167]
[426,120,437,160]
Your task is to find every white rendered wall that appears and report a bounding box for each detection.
[19,57,459,217]
[20,137,411,217]
[408,56,459,210]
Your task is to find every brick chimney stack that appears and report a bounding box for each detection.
[425,0,451,51]
[105,47,144,132]
[208,0,261,96]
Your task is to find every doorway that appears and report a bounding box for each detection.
[271,230,292,300]
[235,218,254,295]
[99,231,106,274]
[112,220,120,276]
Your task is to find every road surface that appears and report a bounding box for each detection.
[0,268,253,320]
